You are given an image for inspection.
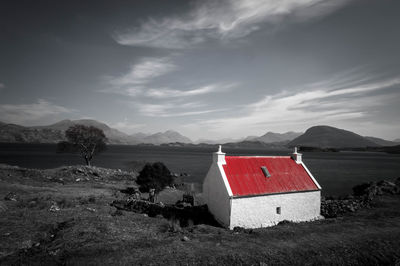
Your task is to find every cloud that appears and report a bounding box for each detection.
[327,78,400,97]
[110,119,146,134]
[114,0,351,49]
[136,101,225,117]
[182,75,400,137]
[101,56,237,119]
[146,83,237,98]
[127,82,235,117]
[103,57,177,94]
[146,86,215,98]
[103,56,236,99]
[0,99,74,125]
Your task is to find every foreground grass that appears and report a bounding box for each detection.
[0,165,399,265]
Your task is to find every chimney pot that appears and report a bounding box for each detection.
[213,145,226,165]
[291,146,302,164]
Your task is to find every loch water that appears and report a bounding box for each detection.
[1,143,399,196]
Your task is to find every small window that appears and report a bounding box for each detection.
[276,207,281,214]
[261,166,271,178]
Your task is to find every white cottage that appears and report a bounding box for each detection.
[202,146,322,229]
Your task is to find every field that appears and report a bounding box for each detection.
[0,164,400,265]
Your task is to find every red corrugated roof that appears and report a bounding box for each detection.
[222,156,319,197]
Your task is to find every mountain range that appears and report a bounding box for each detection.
[0,119,191,145]
[0,120,398,148]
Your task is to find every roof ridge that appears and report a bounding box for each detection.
[225,156,291,158]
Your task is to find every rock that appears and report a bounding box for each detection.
[181,236,190,242]
[86,207,96,212]
[233,226,246,233]
[20,240,33,249]
[175,201,192,208]
[49,203,60,212]
[49,249,60,256]
[377,180,394,186]
[278,220,292,225]
[76,168,84,174]
[4,192,18,201]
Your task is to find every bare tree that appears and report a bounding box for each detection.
[57,125,107,166]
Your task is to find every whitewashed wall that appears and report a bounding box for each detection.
[229,190,321,229]
[202,163,231,226]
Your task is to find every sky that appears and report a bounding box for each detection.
[1,0,400,141]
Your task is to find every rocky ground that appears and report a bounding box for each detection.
[0,164,399,265]
[0,164,137,184]
[321,179,400,218]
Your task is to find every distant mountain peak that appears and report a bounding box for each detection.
[245,131,302,144]
[289,125,384,148]
[140,130,192,144]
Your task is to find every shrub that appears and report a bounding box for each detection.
[136,162,173,193]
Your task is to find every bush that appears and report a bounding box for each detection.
[136,162,173,193]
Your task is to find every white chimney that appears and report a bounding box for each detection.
[291,146,302,164]
[213,145,226,165]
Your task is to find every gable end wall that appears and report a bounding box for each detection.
[202,163,231,227]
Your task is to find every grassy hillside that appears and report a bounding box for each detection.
[0,164,399,265]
